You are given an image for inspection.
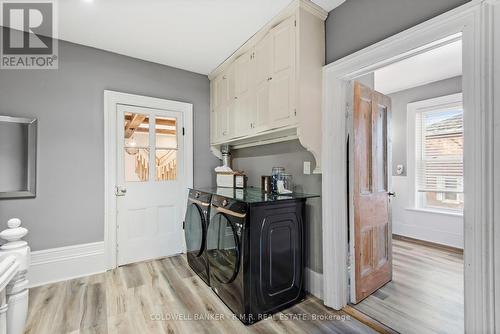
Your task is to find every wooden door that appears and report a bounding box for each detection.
[269,16,296,128]
[352,81,392,303]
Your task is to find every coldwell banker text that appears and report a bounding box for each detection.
[1,0,58,69]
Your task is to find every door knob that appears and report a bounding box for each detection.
[115,186,127,196]
[388,192,396,197]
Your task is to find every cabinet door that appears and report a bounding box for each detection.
[250,201,305,315]
[212,76,224,143]
[217,104,231,139]
[225,66,235,138]
[254,34,273,130]
[210,80,217,143]
[217,71,230,107]
[234,51,254,137]
[213,66,235,141]
[269,16,296,128]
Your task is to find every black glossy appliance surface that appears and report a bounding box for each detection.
[206,193,306,325]
[184,189,212,285]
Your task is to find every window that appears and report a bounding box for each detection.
[123,112,178,182]
[408,93,463,213]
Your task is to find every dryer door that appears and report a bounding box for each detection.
[184,202,207,257]
[206,212,240,284]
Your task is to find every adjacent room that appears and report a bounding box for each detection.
[348,34,464,334]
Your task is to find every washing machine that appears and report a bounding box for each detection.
[184,189,212,285]
[206,191,306,324]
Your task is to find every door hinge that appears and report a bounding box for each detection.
[294,20,296,27]
[182,221,185,229]
[345,103,352,119]
[182,127,185,136]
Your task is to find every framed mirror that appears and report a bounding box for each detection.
[0,116,37,199]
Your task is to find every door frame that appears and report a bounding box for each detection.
[321,0,499,332]
[104,90,193,270]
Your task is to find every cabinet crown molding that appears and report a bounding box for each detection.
[208,0,327,80]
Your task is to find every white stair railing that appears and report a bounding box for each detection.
[0,219,30,334]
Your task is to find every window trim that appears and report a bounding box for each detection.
[407,92,463,215]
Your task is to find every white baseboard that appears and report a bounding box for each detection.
[28,242,106,288]
[305,267,323,299]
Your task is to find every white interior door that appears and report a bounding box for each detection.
[116,104,184,266]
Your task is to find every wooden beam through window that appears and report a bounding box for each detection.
[124,115,176,127]
[135,128,176,135]
[125,114,147,138]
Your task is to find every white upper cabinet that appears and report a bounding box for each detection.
[209,0,327,172]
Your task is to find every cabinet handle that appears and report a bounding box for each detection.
[268,77,273,81]
[234,96,238,100]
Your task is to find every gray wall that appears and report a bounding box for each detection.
[231,140,323,272]
[0,35,218,251]
[325,0,470,63]
[389,76,462,176]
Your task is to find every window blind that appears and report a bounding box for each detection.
[416,108,464,193]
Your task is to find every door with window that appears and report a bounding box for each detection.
[116,104,184,266]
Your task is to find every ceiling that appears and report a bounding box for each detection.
[57,0,343,75]
[374,38,462,95]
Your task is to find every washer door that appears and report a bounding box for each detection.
[184,203,206,257]
[206,212,240,284]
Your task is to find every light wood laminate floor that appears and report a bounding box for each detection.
[25,255,378,334]
[353,238,464,334]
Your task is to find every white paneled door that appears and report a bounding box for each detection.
[115,104,185,266]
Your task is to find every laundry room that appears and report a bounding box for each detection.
[0,0,498,333]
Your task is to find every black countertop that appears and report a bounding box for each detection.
[192,187,320,204]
